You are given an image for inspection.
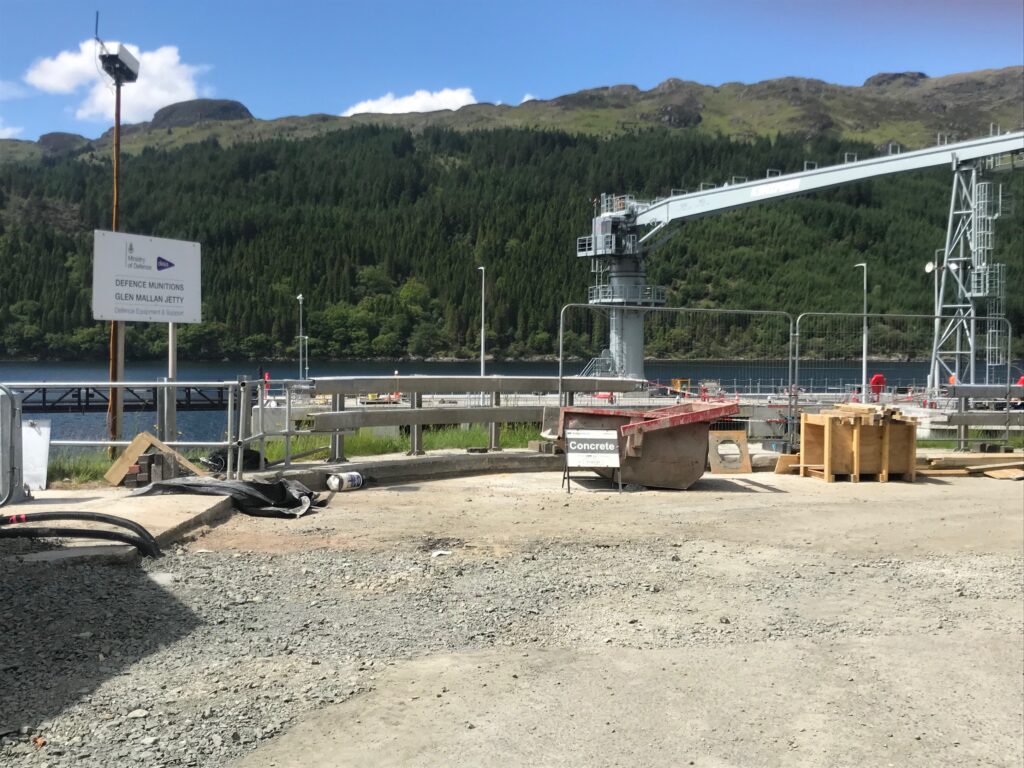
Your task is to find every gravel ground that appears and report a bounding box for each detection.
[1,472,1021,767]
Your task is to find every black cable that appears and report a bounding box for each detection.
[0,527,160,557]
[1,512,162,557]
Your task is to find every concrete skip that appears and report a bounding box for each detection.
[560,401,741,490]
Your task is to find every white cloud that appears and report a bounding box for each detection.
[24,40,207,124]
[342,87,476,117]
[0,117,22,138]
[24,41,99,94]
[0,80,27,101]
[520,93,537,103]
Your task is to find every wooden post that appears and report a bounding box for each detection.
[851,420,861,483]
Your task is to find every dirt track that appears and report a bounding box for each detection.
[215,471,1023,768]
[4,470,1020,768]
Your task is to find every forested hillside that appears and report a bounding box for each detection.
[1,125,1021,361]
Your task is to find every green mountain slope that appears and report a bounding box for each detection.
[1,125,1021,362]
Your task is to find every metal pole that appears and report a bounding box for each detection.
[928,260,938,393]
[558,305,567,405]
[107,80,124,455]
[236,381,248,481]
[297,294,304,380]
[258,385,266,470]
[156,377,167,441]
[284,382,292,467]
[226,385,235,479]
[167,321,177,441]
[479,266,485,376]
[489,391,501,451]
[478,266,485,406]
[409,392,424,456]
[855,263,867,399]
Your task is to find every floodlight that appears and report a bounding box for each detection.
[925,261,935,274]
[100,44,140,84]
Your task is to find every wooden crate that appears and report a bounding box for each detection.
[799,406,917,483]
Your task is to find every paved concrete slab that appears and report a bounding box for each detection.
[2,488,234,559]
[234,637,1023,768]
[19,543,138,565]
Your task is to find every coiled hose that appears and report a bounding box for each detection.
[0,511,162,558]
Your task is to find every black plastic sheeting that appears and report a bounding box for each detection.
[130,478,324,518]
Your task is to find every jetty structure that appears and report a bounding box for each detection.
[578,130,1024,388]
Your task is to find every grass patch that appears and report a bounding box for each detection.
[47,450,112,485]
[917,429,1023,451]
[45,424,544,484]
[261,423,542,463]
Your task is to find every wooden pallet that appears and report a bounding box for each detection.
[915,453,1024,480]
[800,405,916,483]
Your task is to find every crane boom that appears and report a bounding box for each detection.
[577,130,1024,381]
[635,131,1024,236]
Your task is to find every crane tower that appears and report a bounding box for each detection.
[576,131,1024,383]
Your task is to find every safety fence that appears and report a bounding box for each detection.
[0,376,644,483]
[793,313,1012,401]
[793,312,1016,447]
[1,384,21,506]
[558,304,796,447]
[0,308,1018,483]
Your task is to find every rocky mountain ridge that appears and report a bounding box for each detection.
[2,67,1021,163]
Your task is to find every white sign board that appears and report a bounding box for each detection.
[565,428,620,468]
[22,419,51,491]
[93,230,202,323]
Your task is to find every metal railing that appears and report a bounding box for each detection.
[576,233,640,258]
[0,384,21,507]
[0,380,249,480]
[1,308,1018,487]
[587,284,667,305]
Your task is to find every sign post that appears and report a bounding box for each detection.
[93,231,202,446]
[562,428,621,494]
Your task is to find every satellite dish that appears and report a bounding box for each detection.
[925,261,935,274]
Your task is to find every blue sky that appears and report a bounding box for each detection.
[1,0,1021,141]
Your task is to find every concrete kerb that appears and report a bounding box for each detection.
[252,450,565,491]
[252,445,783,491]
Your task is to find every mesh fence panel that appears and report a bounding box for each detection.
[796,313,933,406]
[795,313,1012,405]
[559,306,795,444]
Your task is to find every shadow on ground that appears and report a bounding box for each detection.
[0,544,200,734]
[565,476,787,494]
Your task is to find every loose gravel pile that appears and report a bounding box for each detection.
[2,533,1020,767]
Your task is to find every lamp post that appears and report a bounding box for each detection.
[478,266,486,378]
[97,36,139,454]
[296,293,304,380]
[854,262,867,400]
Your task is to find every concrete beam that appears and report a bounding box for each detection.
[253,451,565,490]
[946,385,1024,399]
[312,376,644,396]
[314,406,545,431]
[945,412,1024,426]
